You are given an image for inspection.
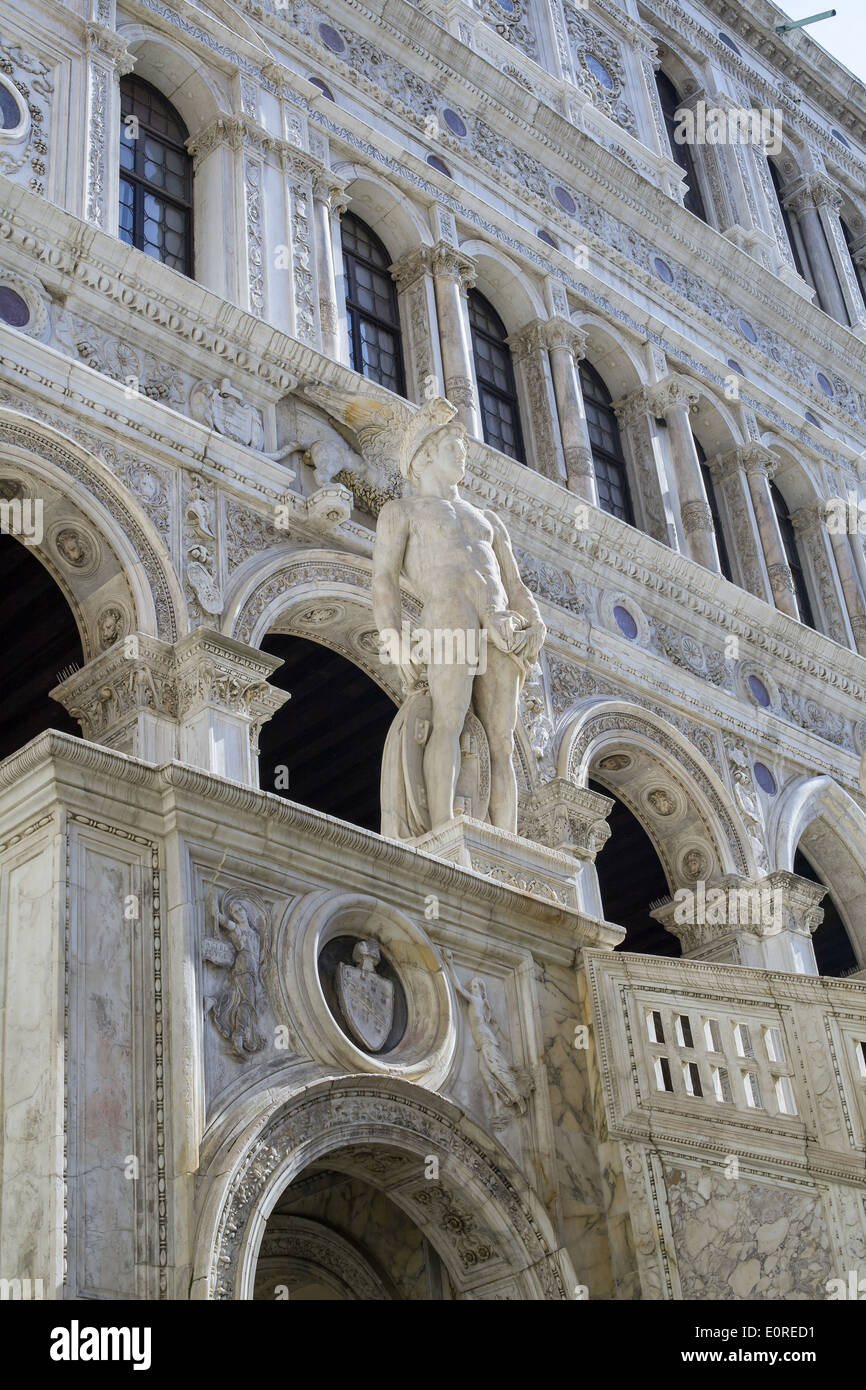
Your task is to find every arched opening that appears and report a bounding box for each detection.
[794,847,859,978]
[340,212,406,396]
[257,633,395,831]
[119,75,193,277]
[254,1149,448,1300]
[590,777,679,957]
[467,289,525,463]
[693,436,733,582]
[769,478,816,629]
[579,360,634,525]
[655,70,708,223]
[0,533,83,761]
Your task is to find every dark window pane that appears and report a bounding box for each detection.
[341,213,406,396]
[468,290,525,464]
[580,361,634,525]
[771,481,815,629]
[117,75,193,277]
[656,71,708,224]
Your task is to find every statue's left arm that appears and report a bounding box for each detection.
[486,510,546,660]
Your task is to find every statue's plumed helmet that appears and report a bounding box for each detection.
[398,396,462,480]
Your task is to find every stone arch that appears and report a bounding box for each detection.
[761,436,824,507]
[688,385,745,456]
[118,28,231,129]
[0,408,185,652]
[225,547,410,701]
[768,775,866,968]
[254,1216,393,1300]
[558,698,754,887]
[335,167,432,260]
[458,240,547,328]
[193,1074,574,1300]
[571,316,645,399]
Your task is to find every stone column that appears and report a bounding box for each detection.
[613,387,677,547]
[312,173,346,360]
[652,871,824,973]
[784,176,851,324]
[51,630,289,787]
[390,248,445,405]
[429,242,482,438]
[706,448,773,603]
[506,321,567,485]
[540,318,597,502]
[791,502,850,645]
[647,377,720,571]
[820,504,866,655]
[732,445,799,619]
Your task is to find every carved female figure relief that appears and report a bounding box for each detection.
[203,889,269,1058]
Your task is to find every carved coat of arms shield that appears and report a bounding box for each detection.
[336,940,394,1051]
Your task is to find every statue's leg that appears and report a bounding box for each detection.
[473,648,521,832]
[426,661,475,830]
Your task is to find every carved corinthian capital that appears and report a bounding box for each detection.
[645,375,700,418]
[429,241,476,289]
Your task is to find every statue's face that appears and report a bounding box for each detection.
[415,425,467,488]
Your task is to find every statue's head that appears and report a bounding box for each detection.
[399,397,467,488]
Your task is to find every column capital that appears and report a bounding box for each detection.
[783,174,843,217]
[429,240,476,289]
[791,500,827,535]
[538,316,587,359]
[389,246,433,291]
[505,318,547,362]
[652,872,824,968]
[715,443,779,480]
[310,171,348,213]
[84,21,134,72]
[51,630,289,780]
[517,778,613,861]
[644,374,700,418]
[611,384,653,428]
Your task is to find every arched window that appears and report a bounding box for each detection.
[695,438,733,582]
[341,213,406,395]
[467,290,525,462]
[579,360,634,525]
[770,480,815,629]
[119,76,193,276]
[655,71,708,223]
[841,218,866,310]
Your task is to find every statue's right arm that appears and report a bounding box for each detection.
[372,500,409,633]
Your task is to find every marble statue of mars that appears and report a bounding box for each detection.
[372,398,546,834]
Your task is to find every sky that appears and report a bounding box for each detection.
[775,1,866,86]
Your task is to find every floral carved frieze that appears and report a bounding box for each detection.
[0,29,53,195]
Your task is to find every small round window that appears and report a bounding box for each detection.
[0,287,30,328]
[0,76,27,137]
[613,605,638,639]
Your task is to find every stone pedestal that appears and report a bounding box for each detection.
[652,871,825,974]
[412,814,623,947]
[51,629,289,784]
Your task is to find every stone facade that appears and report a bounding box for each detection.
[1,0,866,1302]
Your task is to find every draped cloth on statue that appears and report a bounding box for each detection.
[380,689,491,840]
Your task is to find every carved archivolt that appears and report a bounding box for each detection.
[195,1075,572,1301]
[0,410,184,644]
[561,700,753,880]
